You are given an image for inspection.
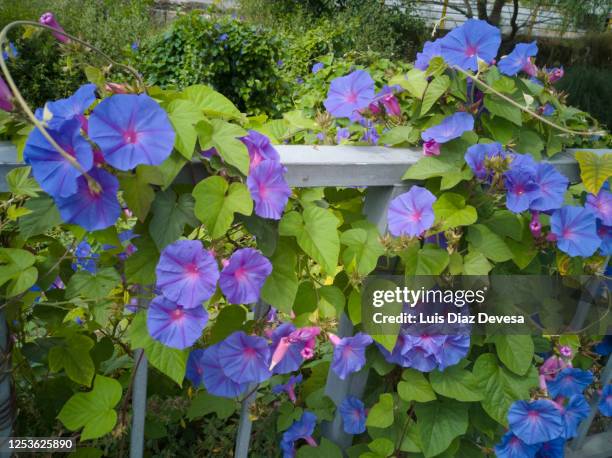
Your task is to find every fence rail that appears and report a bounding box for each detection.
[0,141,610,457]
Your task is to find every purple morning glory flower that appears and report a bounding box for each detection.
[550,207,601,257]
[361,127,379,145]
[597,223,612,255]
[186,348,206,387]
[548,67,564,83]
[415,39,442,70]
[562,394,590,438]
[247,160,291,220]
[241,130,280,170]
[336,127,350,144]
[438,19,501,71]
[54,167,121,231]
[339,396,367,434]
[400,336,439,371]
[281,411,317,457]
[387,186,436,237]
[46,83,96,131]
[219,248,272,304]
[146,295,208,349]
[200,343,249,398]
[498,42,538,77]
[312,62,324,73]
[0,76,13,112]
[541,104,555,116]
[89,94,175,171]
[585,189,612,226]
[72,241,98,273]
[494,431,539,458]
[547,368,593,398]
[272,374,302,403]
[39,12,70,44]
[599,384,612,416]
[155,240,219,308]
[217,331,271,384]
[323,70,375,120]
[508,399,564,445]
[23,119,94,198]
[536,437,565,458]
[504,167,539,213]
[421,112,474,144]
[423,139,441,157]
[529,164,568,212]
[436,334,470,370]
[377,335,413,367]
[269,323,304,374]
[329,332,373,380]
[464,142,503,180]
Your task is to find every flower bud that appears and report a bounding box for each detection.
[39,12,70,44]
[381,93,401,117]
[422,139,441,157]
[548,67,564,83]
[0,76,14,112]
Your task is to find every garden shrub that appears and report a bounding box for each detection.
[136,10,290,116]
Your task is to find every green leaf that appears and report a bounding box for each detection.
[366,393,394,428]
[378,126,418,146]
[368,438,395,457]
[119,171,155,223]
[49,334,95,386]
[6,166,40,197]
[197,119,249,174]
[467,224,513,262]
[347,289,362,325]
[415,399,469,458]
[128,312,188,386]
[318,285,345,318]
[209,305,246,344]
[261,240,298,313]
[66,267,121,300]
[402,244,449,275]
[58,375,122,440]
[279,206,340,274]
[421,75,450,115]
[18,196,62,239]
[484,94,522,126]
[575,151,612,194]
[483,210,523,241]
[166,99,202,159]
[341,222,385,276]
[284,110,317,130]
[397,369,436,402]
[462,251,492,275]
[193,176,252,239]
[402,157,455,180]
[156,150,188,189]
[0,248,38,296]
[429,366,483,402]
[149,189,198,250]
[390,69,428,99]
[125,236,159,285]
[473,353,538,425]
[296,438,343,458]
[515,129,544,158]
[433,193,477,231]
[186,391,237,420]
[180,84,242,120]
[493,335,534,376]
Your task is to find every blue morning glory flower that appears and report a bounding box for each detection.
[336,127,350,144]
[529,164,568,212]
[550,207,601,257]
[272,374,302,403]
[439,19,501,71]
[1,42,18,61]
[547,368,593,398]
[508,399,564,445]
[46,83,96,130]
[281,411,317,457]
[536,437,566,458]
[415,39,442,70]
[387,186,436,237]
[247,160,291,220]
[147,295,208,349]
[219,248,272,305]
[562,394,590,438]
[185,348,206,387]
[494,431,539,458]
[217,331,271,384]
[498,42,538,77]
[464,142,505,180]
[421,112,474,144]
[217,33,229,42]
[312,62,324,73]
[599,384,612,416]
[200,343,249,398]
[329,332,373,380]
[339,396,367,434]
[585,188,612,226]
[597,223,612,255]
[504,166,539,213]
[541,103,555,116]
[324,70,375,120]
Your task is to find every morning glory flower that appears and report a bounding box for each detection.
[494,431,539,458]
[185,348,206,387]
[421,112,474,144]
[599,384,612,416]
[529,164,568,212]
[498,42,538,77]
[146,295,208,349]
[323,70,375,120]
[272,374,302,403]
[54,168,121,231]
[562,394,590,438]
[504,167,539,213]
[465,143,497,179]
[312,62,324,73]
[247,160,291,220]
[415,39,442,70]
[23,119,93,198]
[361,127,379,145]
[200,343,249,398]
[39,12,70,43]
[436,334,470,370]
[72,241,98,273]
[339,396,367,434]
[328,332,373,380]
[89,94,175,171]
[0,76,13,112]
[46,83,97,131]
[548,67,564,83]
[585,189,612,226]
[155,240,220,308]
[269,325,320,374]
[336,127,350,144]
[240,130,280,170]
[438,19,501,71]
[541,103,555,116]
[508,399,564,444]
[281,411,317,457]
[219,248,272,304]
[597,223,611,255]
[536,437,566,458]
[387,186,436,237]
[217,33,229,42]
[217,331,271,384]
[550,207,601,257]
[1,42,18,61]
[423,139,441,157]
[594,336,612,356]
[547,368,593,398]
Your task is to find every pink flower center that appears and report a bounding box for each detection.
[244,347,256,358]
[465,45,478,57]
[527,410,540,420]
[185,263,200,278]
[345,91,358,104]
[234,266,247,280]
[123,129,140,144]
[258,184,268,198]
[410,210,422,222]
[171,308,184,321]
[562,229,574,239]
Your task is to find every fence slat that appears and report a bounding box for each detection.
[0,311,12,458]
[130,349,148,458]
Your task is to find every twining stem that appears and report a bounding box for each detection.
[453,65,607,137]
[0,21,144,193]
